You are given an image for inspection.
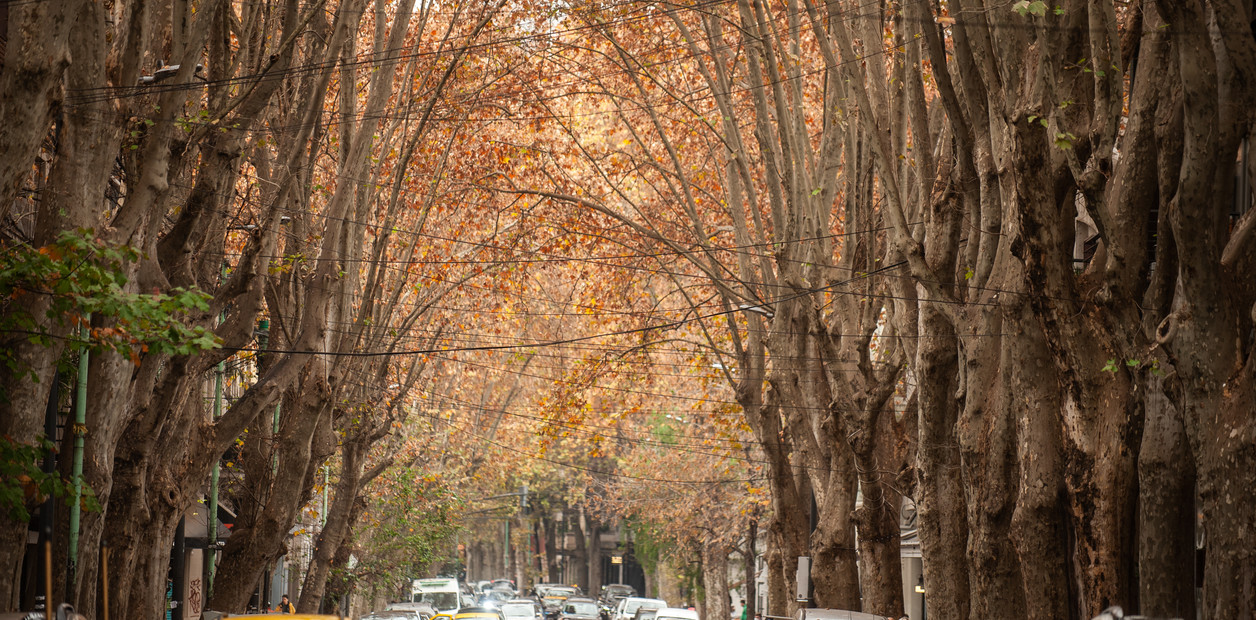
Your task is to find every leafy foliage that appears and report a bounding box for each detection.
[352,467,463,591]
[0,229,219,374]
[0,229,215,526]
[0,435,99,521]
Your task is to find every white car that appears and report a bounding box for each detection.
[501,600,544,620]
[654,608,699,620]
[613,598,668,620]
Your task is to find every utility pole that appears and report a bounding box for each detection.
[206,349,223,597]
[42,371,60,605]
[67,317,90,596]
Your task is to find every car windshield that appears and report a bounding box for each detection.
[565,603,599,615]
[624,601,665,614]
[549,588,578,597]
[415,591,461,611]
[500,604,536,618]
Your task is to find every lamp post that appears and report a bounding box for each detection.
[206,262,227,598]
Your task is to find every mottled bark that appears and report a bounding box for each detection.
[1006,305,1069,620]
[0,0,77,217]
[913,303,970,620]
[544,517,560,583]
[702,542,731,620]
[1137,376,1195,619]
[571,509,589,592]
[957,303,1023,618]
[764,523,788,617]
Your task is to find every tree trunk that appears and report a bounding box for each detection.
[544,517,560,583]
[763,519,794,618]
[744,517,756,620]
[0,0,76,213]
[209,401,333,611]
[957,305,1024,619]
[587,514,602,593]
[1197,364,1256,617]
[702,542,730,620]
[297,442,365,613]
[572,510,589,592]
[809,482,859,612]
[913,303,970,620]
[1136,375,1196,619]
[850,431,905,618]
[1006,305,1070,620]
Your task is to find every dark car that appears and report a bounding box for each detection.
[598,585,636,604]
[559,598,601,620]
[539,586,582,619]
[597,585,637,619]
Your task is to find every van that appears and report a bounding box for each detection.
[413,578,464,613]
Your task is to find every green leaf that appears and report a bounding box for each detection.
[1015,0,1047,16]
[964,267,974,280]
[1101,359,1119,373]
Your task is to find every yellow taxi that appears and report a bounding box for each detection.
[451,608,505,620]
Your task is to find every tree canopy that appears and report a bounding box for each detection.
[1,0,1254,618]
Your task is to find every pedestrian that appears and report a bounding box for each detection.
[278,594,296,613]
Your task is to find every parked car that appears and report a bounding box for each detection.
[479,590,514,608]
[653,607,699,620]
[454,606,506,620]
[412,578,465,614]
[597,584,636,619]
[794,609,888,620]
[500,599,544,620]
[216,612,344,617]
[530,583,563,598]
[539,586,582,619]
[597,585,636,607]
[558,597,601,620]
[384,601,437,619]
[363,611,431,620]
[611,597,667,620]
